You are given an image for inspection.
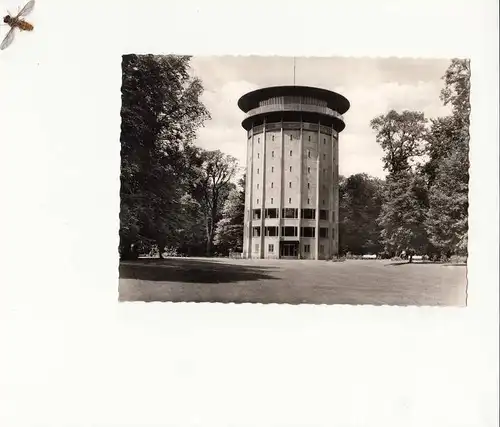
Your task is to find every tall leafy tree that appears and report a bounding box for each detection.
[214,175,246,255]
[370,110,429,256]
[339,174,384,255]
[120,54,210,259]
[425,59,470,256]
[377,172,429,257]
[197,150,239,256]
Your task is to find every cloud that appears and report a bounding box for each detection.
[195,80,259,168]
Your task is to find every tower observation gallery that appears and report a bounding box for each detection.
[238,85,350,259]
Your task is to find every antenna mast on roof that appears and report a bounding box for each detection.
[293,57,296,85]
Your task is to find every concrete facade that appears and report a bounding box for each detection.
[238,86,350,260]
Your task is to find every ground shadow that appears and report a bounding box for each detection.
[118,257,466,305]
[119,258,280,284]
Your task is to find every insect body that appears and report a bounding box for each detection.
[1,0,35,50]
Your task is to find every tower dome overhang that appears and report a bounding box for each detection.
[238,85,350,133]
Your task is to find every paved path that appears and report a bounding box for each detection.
[118,258,467,306]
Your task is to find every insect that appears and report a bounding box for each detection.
[1,0,35,50]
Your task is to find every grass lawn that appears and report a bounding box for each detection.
[118,257,467,306]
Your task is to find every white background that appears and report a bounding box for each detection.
[0,0,498,426]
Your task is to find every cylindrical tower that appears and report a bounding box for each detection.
[238,85,350,260]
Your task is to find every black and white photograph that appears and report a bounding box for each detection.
[2,0,497,426]
[118,55,470,306]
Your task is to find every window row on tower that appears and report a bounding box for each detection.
[254,135,331,144]
[256,150,329,160]
[251,208,333,221]
[254,167,331,175]
[254,197,331,207]
[254,243,329,255]
[249,122,338,137]
[255,181,331,190]
[251,226,331,238]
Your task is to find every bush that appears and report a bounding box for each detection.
[450,255,467,264]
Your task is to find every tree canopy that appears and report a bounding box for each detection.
[339,174,384,255]
[424,59,470,255]
[119,54,210,259]
[369,58,470,259]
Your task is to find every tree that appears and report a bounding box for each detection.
[175,193,207,256]
[425,149,468,255]
[424,59,470,186]
[424,59,470,256]
[339,174,384,255]
[370,110,428,174]
[422,116,460,185]
[119,54,210,259]
[440,58,471,124]
[214,175,246,255]
[197,150,239,256]
[370,110,429,257]
[377,172,429,258]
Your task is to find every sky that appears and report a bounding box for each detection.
[189,56,453,179]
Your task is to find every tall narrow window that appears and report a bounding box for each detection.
[290,135,292,140]
[257,153,260,159]
[323,154,326,160]
[289,182,292,188]
[323,138,326,144]
[270,198,274,204]
[307,183,310,189]
[257,184,259,189]
[289,150,292,156]
[272,151,275,157]
[272,135,275,141]
[307,167,311,174]
[308,135,311,141]
[258,138,260,143]
[257,168,260,174]
[288,198,292,204]
[322,199,325,205]
[307,198,310,204]
[271,166,274,172]
[307,150,311,158]
[256,198,260,204]
[271,182,274,188]
[289,166,292,172]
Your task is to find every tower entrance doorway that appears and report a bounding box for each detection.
[280,241,299,259]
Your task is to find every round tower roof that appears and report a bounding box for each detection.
[238,85,350,115]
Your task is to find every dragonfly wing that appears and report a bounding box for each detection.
[17,0,35,18]
[0,27,16,50]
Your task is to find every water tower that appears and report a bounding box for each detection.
[238,85,350,259]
